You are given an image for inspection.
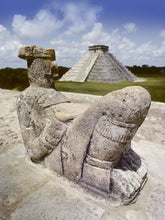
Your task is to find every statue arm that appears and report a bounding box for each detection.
[17,94,66,162]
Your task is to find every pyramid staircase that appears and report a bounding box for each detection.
[60,45,137,83]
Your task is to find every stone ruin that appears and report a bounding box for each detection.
[60,45,137,83]
[17,45,151,205]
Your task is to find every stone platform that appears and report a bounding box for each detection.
[0,89,165,220]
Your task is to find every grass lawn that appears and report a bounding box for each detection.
[55,73,165,103]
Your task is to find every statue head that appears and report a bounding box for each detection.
[18,45,58,88]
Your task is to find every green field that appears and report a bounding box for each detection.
[0,67,164,102]
[56,74,165,103]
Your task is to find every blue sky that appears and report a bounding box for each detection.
[0,0,165,68]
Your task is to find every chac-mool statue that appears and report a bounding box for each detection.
[17,45,151,205]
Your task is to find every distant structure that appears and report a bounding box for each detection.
[60,45,137,83]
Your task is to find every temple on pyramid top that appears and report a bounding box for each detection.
[60,45,137,83]
[89,45,109,52]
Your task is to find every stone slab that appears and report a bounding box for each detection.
[0,153,20,175]
[132,140,165,181]
[82,163,111,193]
[0,211,9,220]
[0,89,22,154]
[0,163,48,216]
[7,143,27,158]
[100,175,165,220]
[11,180,105,220]
[133,102,165,145]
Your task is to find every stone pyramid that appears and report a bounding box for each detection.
[60,45,137,83]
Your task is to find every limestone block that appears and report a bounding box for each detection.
[10,180,104,220]
[145,185,165,219]
[0,164,47,216]
[18,45,55,61]
[18,45,58,88]
[0,153,20,176]
[82,163,111,193]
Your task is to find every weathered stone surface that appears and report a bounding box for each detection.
[0,89,23,154]
[61,85,150,204]
[133,101,165,144]
[19,45,58,88]
[17,45,151,205]
[17,87,69,162]
[10,180,104,220]
[145,185,165,220]
[110,149,147,204]
[82,162,111,193]
[132,140,165,181]
[18,45,55,60]
[0,163,47,216]
[54,102,91,121]
[99,86,151,126]
[0,153,20,175]
[0,211,8,220]
[0,88,165,219]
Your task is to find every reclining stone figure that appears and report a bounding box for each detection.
[17,45,151,205]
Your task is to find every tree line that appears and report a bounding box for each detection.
[0,66,70,91]
[127,65,165,76]
[0,65,164,91]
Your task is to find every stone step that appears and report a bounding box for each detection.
[61,49,136,82]
[60,53,94,81]
[107,53,136,80]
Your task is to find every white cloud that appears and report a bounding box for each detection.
[123,22,137,33]
[82,24,136,62]
[0,2,165,68]
[50,39,85,67]
[82,22,111,45]
[62,3,102,36]
[12,10,61,40]
[160,29,165,38]
[81,23,165,66]
[52,25,165,65]
[153,40,165,57]
[120,40,165,66]
[0,24,23,68]
[11,2,101,41]
[135,41,155,55]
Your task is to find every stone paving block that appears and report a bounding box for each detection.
[132,140,165,181]
[0,153,20,175]
[0,211,9,220]
[145,184,165,220]
[0,163,48,216]
[7,142,26,158]
[11,180,105,220]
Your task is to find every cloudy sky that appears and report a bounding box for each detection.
[0,0,165,68]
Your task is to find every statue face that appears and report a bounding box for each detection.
[28,58,58,88]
